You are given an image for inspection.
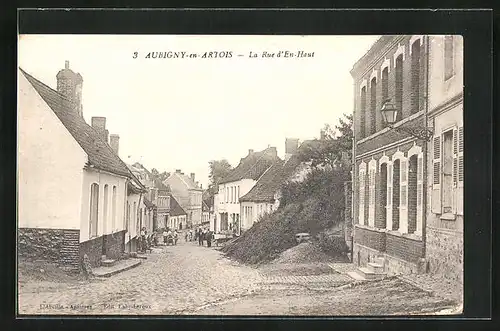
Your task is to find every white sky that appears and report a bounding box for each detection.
[18,34,379,189]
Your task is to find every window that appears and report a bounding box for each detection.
[126,202,130,231]
[111,186,117,231]
[237,186,240,202]
[89,183,99,238]
[103,185,108,234]
[381,67,389,128]
[444,36,454,80]
[441,130,454,213]
[370,77,377,134]
[358,166,366,225]
[360,86,367,138]
[395,54,403,122]
[411,39,421,114]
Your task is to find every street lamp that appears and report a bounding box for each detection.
[380,99,433,141]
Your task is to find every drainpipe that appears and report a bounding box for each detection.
[422,35,430,263]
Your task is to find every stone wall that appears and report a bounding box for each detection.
[80,236,103,268]
[18,228,80,272]
[426,226,463,284]
[103,230,126,260]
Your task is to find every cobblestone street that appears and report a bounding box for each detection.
[18,241,262,315]
[18,241,459,316]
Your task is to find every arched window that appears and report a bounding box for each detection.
[111,186,117,232]
[103,185,109,234]
[381,67,389,128]
[360,86,367,138]
[411,40,421,114]
[89,183,99,238]
[395,54,404,121]
[370,78,377,134]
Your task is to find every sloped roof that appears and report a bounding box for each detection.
[143,197,154,208]
[167,172,202,191]
[202,200,210,212]
[220,147,281,184]
[169,194,187,216]
[154,179,170,192]
[239,160,285,203]
[20,68,132,178]
[239,145,308,203]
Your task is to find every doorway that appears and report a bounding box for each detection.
[392,159,400,230]
[408,155,418,233]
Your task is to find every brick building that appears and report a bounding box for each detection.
[350,35,463,283]
[351,36,429,275]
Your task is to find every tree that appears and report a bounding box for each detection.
[298,113,353,170]
[208,159,233,195]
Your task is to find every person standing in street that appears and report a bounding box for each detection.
[206,229,213,248]
[198,228,203,246]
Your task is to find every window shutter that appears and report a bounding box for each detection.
[386,162,393,230]
[458,126,464,182]
[358,168,365,225]
[400,159,408,233]
[431,136,442,213]
[453,128,458,187]
[457,126,464,215]
[416,154,424,234]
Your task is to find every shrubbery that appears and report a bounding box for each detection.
[222,167,350,264]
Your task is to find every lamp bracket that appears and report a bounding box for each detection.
[389,124,434,141]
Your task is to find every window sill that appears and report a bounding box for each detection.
[440,213,456,221]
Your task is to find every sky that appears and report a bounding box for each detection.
[18,34,379,189]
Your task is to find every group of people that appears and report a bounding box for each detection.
[195,227,214,247]
[138,227,153,252]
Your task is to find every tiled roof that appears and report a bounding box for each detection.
[202,200,210,212]
[154,179,170,192]
[239,160,285,203]
[169,194,187,216]
[143,197,154,208]
[239,144,308,203]
[20,69,132,178]
[220,147,281,184]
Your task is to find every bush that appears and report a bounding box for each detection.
[317,233,349,257]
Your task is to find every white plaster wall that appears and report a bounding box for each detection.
[428,36,464,110]
[18,71,86,230]
[125,192,141,243]
[80,170,127,242]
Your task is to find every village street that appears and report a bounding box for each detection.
[18,239,458,316]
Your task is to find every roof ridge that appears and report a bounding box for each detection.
[19,68,73,103]
[238,147,276,182]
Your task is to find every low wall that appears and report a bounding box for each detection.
[80,236,103,268]
[104,230,126,260]
[426,226,463,284]
[18,228,80,272]
[386,232,424,263]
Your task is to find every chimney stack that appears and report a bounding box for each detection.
[176,169,181,173]
[268,146,278,157]
[285,138,299,162]
[248,149,254,155]
[110,134,120,155]
[91,117,108,142]
[190,173,195,182]
[56,60,84,117]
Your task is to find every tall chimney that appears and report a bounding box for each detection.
[176,169,182,173]
[110,134,120,155]
[56,60,84,117]
[91,117,107,142]
[248,149,254,155]
[285,138,299,162]
[190,173,195,182]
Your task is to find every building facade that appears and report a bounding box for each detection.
[18,64,145,271]
[164,170,203,228]
[166,194,187,230]
[214,146,280,235]
[425,35,464,285]
[351,36,429,275]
